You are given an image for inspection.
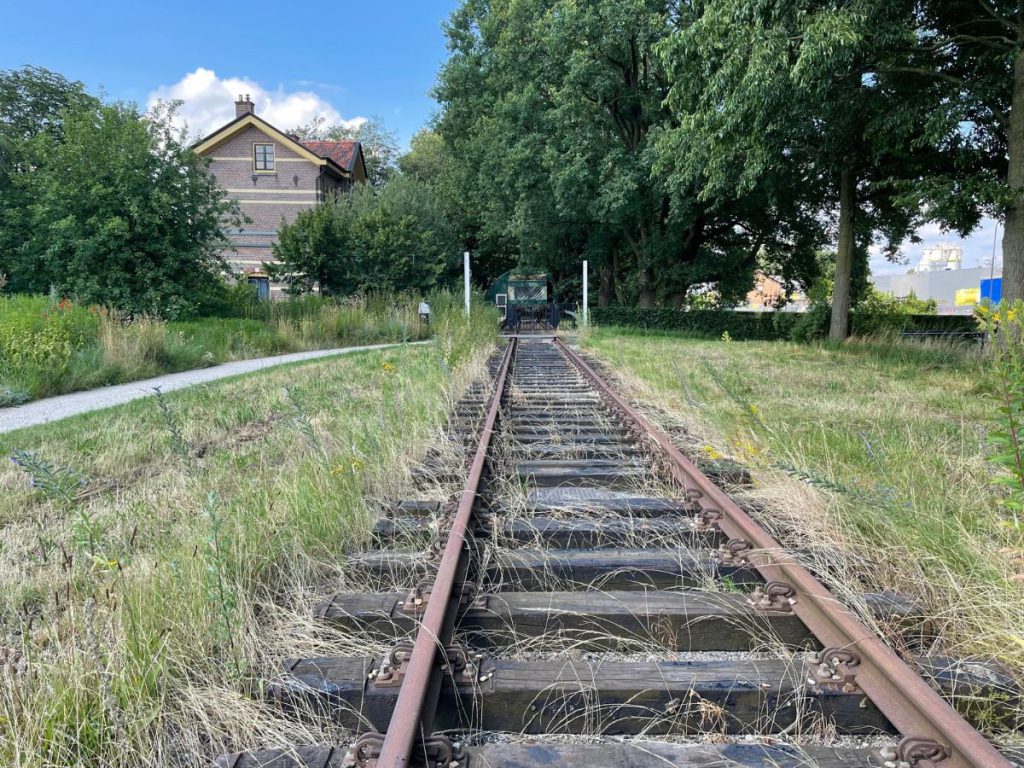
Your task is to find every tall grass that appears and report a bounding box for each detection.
[0,301,497,766]
[582,329,1024,671]
[0,291,496,405]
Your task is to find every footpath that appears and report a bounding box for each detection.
[0,341,427,435]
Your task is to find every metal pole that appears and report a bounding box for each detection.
[464,251,471,317]
[989,221,1000,303]
[582,260,589,327]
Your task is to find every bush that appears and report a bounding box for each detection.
[271,175,457,297]
[0,297,99,392]
[589,305,977,341]
[589,306,798,340]
[788,304,830,342]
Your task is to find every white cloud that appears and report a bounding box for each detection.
[146,68,366,140]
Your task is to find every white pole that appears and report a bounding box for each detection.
[463,251,471,317]
[582,260,589,327]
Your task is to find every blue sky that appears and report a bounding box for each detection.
[1,0,1002,275]
[1,0,462,146]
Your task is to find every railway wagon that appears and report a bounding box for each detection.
[486,270,569,331]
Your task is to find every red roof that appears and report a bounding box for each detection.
[302,139,360,172]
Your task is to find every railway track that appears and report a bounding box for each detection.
[218,337,1018,768]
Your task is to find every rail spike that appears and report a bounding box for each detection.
[401,580,481,615]
[749,581,797,612]
[809,647,862,692]
[371,640,489,689]
[715,537,754,566]
[874,736,951,768]
[345,732,464,768]
[693,506,723,532]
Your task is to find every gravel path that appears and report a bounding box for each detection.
[0,341,428,435]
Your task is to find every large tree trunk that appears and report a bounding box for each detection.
[612,251,626,305]
[637,267,656,307]
[1003,49,1024,304]
[599,263,614,307]
[829,166,856,340]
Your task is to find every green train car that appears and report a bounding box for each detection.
[486,271,550,315]
[487,271,573,331]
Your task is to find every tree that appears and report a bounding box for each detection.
[0,66,99,292]
[435,0,822,307]
[399,129,447,183]
[294,115,400,188]
[27,100,238,316]
[271,174,457,296]
[905,2,1023,303]
[661,0,929,338]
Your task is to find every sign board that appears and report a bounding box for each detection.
[955,287,980,306]
[981,277,1002,304]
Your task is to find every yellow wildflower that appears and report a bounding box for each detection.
[381,362,397,374]
[90,554,120,573]
[701,445,723,461]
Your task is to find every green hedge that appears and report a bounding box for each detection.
[589,306,978,341]
[588,307,796,339]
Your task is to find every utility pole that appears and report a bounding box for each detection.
[582,260,589,327]
[463,252,471,317]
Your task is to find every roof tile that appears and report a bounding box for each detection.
[302,140,359,172]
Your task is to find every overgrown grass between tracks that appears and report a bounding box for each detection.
[0,303,497,767]
[582,328,1024,684]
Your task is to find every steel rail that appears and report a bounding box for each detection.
[375,337,518,768]
[554,338,1009,768]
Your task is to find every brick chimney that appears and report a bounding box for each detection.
[235,94,255,117]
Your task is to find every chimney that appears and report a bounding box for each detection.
[235,94,254,117]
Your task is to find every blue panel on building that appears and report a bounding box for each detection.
[981,278,1002,304]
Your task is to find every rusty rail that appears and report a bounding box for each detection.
[373,337,517,768]
[554,337,1009,768]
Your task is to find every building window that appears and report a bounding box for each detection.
[253,143,275,171]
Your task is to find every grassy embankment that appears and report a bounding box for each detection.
[0,300,497,767]
[0,292,464,406]
[583,328,1024,673]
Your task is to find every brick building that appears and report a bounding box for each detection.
[193,95,368,297]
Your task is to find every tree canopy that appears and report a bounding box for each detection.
[433,0,825,307]
[0,66,99,293]
[659,0,938,337]
[0,67,238,316]
[428,0,1021,332]
[271,174,457,296]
